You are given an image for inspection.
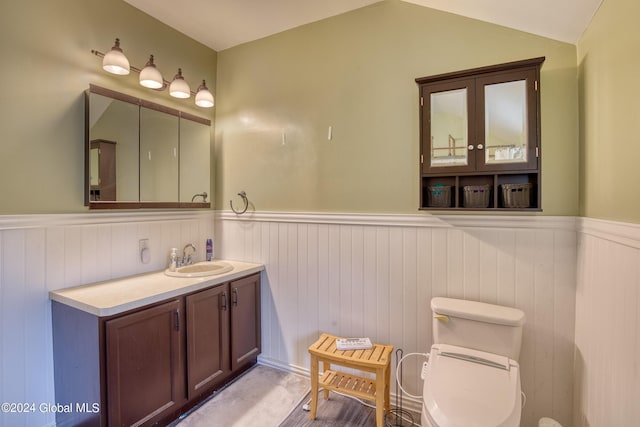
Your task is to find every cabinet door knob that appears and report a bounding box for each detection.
[477,144,484,149]
[467,145,474,151]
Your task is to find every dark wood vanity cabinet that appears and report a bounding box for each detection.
[52,273,261,427]
[106,300,184,427]
[185,274,261,399]
[186,285,231,398]
[230,274,261,371]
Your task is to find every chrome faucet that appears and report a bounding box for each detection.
[182,243,196,266]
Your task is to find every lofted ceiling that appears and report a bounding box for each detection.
[124,0,603,52]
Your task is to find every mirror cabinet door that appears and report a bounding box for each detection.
[180,119,210,203]
[422,79,475,173]
[88,93,139,202]
[475,68,537,171]
[483,79,528,165]
[140,107,180,203]
[430,88,469,168]
[421,69,537,174]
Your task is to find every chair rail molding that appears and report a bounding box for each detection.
[216,210,577,230]
[0,210,214,230]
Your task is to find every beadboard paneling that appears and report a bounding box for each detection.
[574,218,640,427]
[11,211,639,427]
[0,211,214,427]
[216,211,577,426]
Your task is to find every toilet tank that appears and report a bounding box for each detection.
[431,297,526,361]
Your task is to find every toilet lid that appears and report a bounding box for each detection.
[423,344,521,427]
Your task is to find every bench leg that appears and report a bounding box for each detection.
[310,354,319,420]
[376,368,386,427]
[322,361,331,400]
[384,364,391,413]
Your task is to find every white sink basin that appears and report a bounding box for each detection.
[164,261,234,278]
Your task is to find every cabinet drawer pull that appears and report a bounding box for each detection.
[232,288,238,306]
[222,291,228,311]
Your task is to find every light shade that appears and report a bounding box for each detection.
[195,80,214,108]
[139,55,164,89]
[169,69,191,99]
[102,38,130,75]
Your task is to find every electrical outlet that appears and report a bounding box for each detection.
[139,239,150,264]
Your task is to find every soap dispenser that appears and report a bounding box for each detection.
[169,248,178,271]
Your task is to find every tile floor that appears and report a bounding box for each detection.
[173,365,310,427]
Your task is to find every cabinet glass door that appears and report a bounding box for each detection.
[431,88,468,167]
[422,79,475,174]
[476,69,538,171]
[484,80,528,165]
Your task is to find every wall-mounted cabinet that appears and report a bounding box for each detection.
[416,57,544,210]
[85,85,211,209]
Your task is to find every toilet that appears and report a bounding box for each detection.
[422,297,526,427]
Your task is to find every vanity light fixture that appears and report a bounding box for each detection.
[195,80,214,108]
[139,55,164,89]
[101,38,130,75]
[169,68,191,99]
[92,38,214,108]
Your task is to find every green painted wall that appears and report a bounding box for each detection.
[578,0,640,224]
[0,0,216,214]
[215,0,579,215]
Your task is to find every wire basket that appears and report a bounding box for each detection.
[426,185,452,208]
[463,185,491,208]
[501,183,533,208]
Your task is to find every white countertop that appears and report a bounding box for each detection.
[49,260,264,317]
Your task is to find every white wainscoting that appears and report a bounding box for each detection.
[216,211,577,427]
[574,218,640,427]
[0,211,214,427]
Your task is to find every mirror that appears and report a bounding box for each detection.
[484,80,528,164]
[88,93,139,202]
[430,88,468,167]
[85,85,211,208]
[179,119,211,203]
[140,106,179,202]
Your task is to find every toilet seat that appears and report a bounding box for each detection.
[422,344,521,427]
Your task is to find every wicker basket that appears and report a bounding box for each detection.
[463,185,491,208]
[426,185,452,208]
[501,183,533,208]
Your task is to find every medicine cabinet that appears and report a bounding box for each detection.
[85,85,211,209]
[416,57,544,210]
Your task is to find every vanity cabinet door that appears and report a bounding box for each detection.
[185,284,231,399]
[105,300,183,427]
[230,274,261,371]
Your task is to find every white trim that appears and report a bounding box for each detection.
[0,210,214,230]
[258,355,311,378]
[578,217,640,249]
[217,210,576,230]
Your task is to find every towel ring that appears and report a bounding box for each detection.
[230,191,249,214]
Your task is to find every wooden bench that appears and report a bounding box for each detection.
[308,333,393,427]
